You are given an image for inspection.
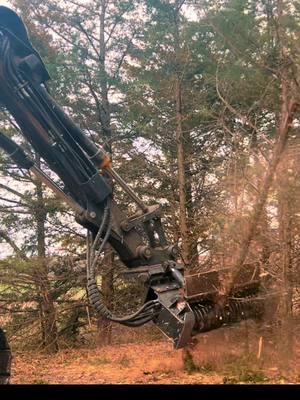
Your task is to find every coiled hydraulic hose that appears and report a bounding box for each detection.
[86,200,160,327]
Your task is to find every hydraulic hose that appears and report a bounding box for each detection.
[86,202,160,326]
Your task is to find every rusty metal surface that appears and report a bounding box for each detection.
[185,264,260,302]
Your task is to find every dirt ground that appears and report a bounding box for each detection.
[10,325,300,384]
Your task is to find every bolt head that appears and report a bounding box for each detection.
[121,221,130,231]
[144,248,152,258]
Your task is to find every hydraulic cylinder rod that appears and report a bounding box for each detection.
[0,131,85,216]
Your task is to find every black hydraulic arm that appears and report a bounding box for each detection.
[0,6,170,269]
[0,328,11,384]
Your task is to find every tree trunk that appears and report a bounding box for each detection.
[174,3,190,268]
[34,155,58,352]
[217,79,297,304]
[96,1,114,345]
[278,173,293,364]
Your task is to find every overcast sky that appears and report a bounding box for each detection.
[0,1,11,7]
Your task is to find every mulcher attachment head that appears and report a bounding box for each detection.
[151,263,276,349]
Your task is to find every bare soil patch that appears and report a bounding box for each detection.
[10,325,300,384]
